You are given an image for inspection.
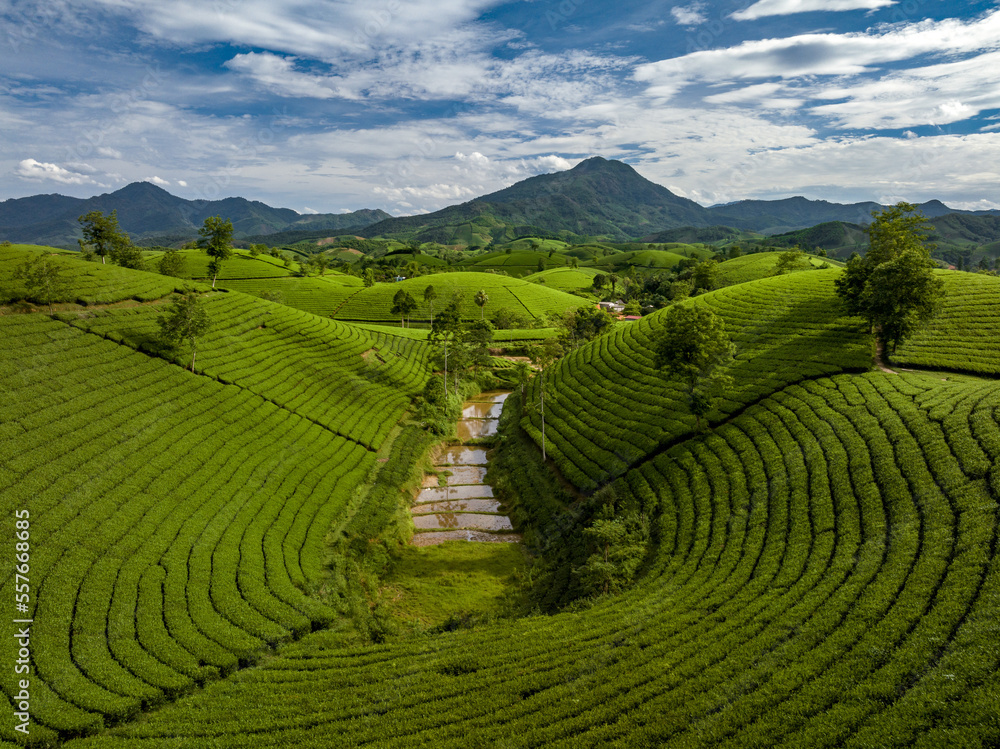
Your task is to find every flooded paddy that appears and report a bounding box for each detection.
[412,391,519,546]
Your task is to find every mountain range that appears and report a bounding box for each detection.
[3,157,998,249]
[0,182,391,248]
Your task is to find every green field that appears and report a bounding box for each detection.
[522,267,601,292]
[715,251,840,288]
[458,250,574,276]
[328,272,589,323]
[218,275,365,317]
[522,270,871,491]
[3,246,1000,748]
[892,270,1000,374]
[1,244,199,305]
[57,367,1000,748]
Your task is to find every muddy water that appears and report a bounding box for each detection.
[412,391,519,546]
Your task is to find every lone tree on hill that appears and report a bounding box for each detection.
[474,289,489,320]
[834,202,945,354]
[423,284,437,324]
[391,289,418,328]
[13,254,71,311]
[79,210,140,267]
[198,216,233,288]
[158,291,211,372]
[158,249,187,278]
[654,305,734,431]
[771,247,810,275]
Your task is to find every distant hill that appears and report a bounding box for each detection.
[360,157,714,243]
[0,182,390,248]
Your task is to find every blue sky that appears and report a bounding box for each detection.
[2,0,998,215]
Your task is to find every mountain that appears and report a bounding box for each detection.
[707,196,995,235]
[360,156,714,242]
[0,182,391,248]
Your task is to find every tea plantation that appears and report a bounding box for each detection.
[3,246,999,748]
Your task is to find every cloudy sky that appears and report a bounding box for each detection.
[2,0,998,215]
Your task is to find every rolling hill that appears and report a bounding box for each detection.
[20,258,997,748]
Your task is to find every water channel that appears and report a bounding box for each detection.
[411,391,520,546]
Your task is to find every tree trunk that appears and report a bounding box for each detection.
[212,273,218,289]
[541,386,546,462]
[190,339,197,372]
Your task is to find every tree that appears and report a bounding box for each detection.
[466,319,495,373]
[575,508,650,596]
[527,338,563,461]
[79,210,131,266]
[430,301,463,400]
[771,247,810,275]
[158,249,187,278]
[363,268,376,287]
[834,202,944,353]
[423,285,438,325]
[691,261,717,292]
[390,289,418,327]
[608,273,619,295]
[654,305,734,430]
[473,289,489,320]
[157,291,211,372]
[249,243,266,257]
[198,216,233,288]
[12,254,71,311]
[592,273,608,293]
[554,306,615,350]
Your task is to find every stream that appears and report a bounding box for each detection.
[411,391,520,546]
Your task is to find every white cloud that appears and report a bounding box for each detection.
[732,0,896,22]
[809,49,1000,128]
[177,179,188,187]
[15,158,97,185]
[86,0,505,58]
[225,53,346,100]
[147,175,170,186]
[670,3,707,26]
[636,10,1000,98]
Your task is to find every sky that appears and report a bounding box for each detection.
[1,0,998,216]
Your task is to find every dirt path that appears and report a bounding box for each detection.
[874,339,898,375]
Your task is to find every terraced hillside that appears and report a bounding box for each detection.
[892,271,1000,375]
[522,270,871,491]
[218,275,364,318]
[63,368,1000,748]
[5,247,1000,748]
[328,272,589,323]
[1,245,196,305]
[715,251,839,288]
[523,267,601,292]
[0,248,433,743]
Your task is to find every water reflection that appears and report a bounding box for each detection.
[412,391,515,546]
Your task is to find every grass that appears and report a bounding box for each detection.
[523,267,601,292]
[715,251,841,288]
[330,271,589,323]
[62,368,1000,748]
[891,270,1000,374]
[380,542,530,627]
[7,245,1000,748]
[522,269,871,491]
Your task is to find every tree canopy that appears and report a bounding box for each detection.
[79,209,139,268]
[654,304,734,429]
[198,216,234,288]
[834,202,944,352]
[157,291,211,371]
